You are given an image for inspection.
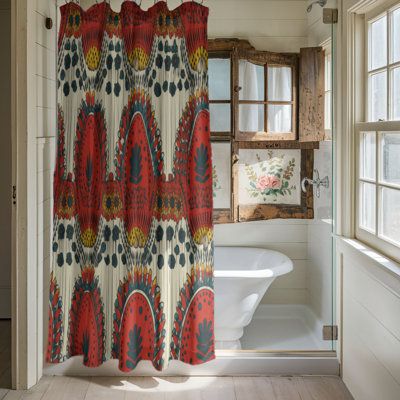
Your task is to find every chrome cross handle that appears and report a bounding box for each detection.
[301,169,329,198]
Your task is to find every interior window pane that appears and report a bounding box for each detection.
[239,104,264,132]
[369,71,387,121]
[209,58,231,101]
[392,7,400,63]
[369,15,387,70]
[380,187,400,244]
[325,53,332,91]
[325,91,331,130]
[210,103,231,132]
[360,182,376,232]
[267,105,292,133]
[381,132,400,185]
[360,132,376,180]
[392,67,400,120]
[267,66,292,101]
[239,60,264,101]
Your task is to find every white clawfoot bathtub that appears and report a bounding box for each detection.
[214,246,293,349]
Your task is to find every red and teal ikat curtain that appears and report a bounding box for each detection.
[47,1,214,371]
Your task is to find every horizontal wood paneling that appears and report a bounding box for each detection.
[263,288,308,304]
[35,0,57,381]
[339,239,400,400]
[245,37,307,52]
[37,75,56,109]
[344,257,400,341]
[272,260,307,289]
[215,220,309,305]
[35,11,56,51]
[345,291,400,385]
[208,19,306,38]
[307,0,336,46]
[215,221,308,244]
[36,44,56,81]
[37,106,56,138]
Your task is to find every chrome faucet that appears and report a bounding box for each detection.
[301,169,329,198]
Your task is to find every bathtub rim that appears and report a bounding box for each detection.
[213,246,293,278]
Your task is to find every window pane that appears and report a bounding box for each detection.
[239,104,264,132]
[325,53,332,91]
[239,60,264,101]
[369,71,387,121]
[392,7,400,63]
[268,66,292,101]
[360,182,376,232]
[392,67,400,120]
[210,103,230,132]
[380,187,400,244]
[381,133,400,185]
[267,105,292,133]
[325,91,331,130]
[209,58,230,101]
[369,15,387,70]
[360,132,376,180]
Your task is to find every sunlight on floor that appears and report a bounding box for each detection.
[110,376,218,392]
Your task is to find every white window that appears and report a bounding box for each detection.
[356,2,400,262]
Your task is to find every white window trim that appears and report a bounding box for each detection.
[321,38,332,139]
[353,0,400,263]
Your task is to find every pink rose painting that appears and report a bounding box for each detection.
[256,175,281,190]
[245,152,296,202]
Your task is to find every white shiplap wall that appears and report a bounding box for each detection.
[36,0,57,378]
[306,0,337,46]
[339,239,400,399]
[0,0,11,318]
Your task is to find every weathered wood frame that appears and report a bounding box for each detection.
[234,49,299,142]
[209,39,318,223]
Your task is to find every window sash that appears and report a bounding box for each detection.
[237,63,295,135]
[366,4,400,122]
[355,121,400,261]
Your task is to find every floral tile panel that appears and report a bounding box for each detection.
[238,149,301,205]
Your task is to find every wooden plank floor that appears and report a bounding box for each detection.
[0,319,353,399]
[0,375,353,400]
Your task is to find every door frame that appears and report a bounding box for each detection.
[11,0,39,390]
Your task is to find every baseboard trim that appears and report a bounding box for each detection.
[43,354,339,376]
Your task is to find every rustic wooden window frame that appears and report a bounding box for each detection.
[234,49,299,142]
[209,39,317,223]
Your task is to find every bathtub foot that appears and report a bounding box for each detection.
[216,340,242,350]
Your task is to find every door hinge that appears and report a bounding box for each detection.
[323,325,338,341]
[323,8,338,24]
[12,185,16,205]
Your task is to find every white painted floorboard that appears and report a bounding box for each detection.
[0,376,353,400]
[0,321,352,399]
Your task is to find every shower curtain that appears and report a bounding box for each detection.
[47,1,214,371]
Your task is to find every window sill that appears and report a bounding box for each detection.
[337,237,400,287]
